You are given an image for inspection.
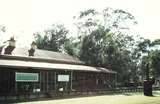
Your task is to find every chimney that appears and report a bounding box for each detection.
[0,46,3,54]
[28,41,36,56]
[4,37,16,55]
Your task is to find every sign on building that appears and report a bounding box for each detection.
[58,75,69,82]
[15,72,39,82]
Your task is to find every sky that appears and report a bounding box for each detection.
[0,0,160,47]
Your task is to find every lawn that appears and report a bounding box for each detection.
[18,91,160,104]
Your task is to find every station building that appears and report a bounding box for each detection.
[0,38,117,99]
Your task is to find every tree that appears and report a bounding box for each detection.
[74,8,137,41]
[136,38,160,80]
[74,8,138,83]
[74,9,100,39]
[79,26,106,66]
[151,50,160,77]
[103,8,137,31]
[35,24,69,52]
[79,25,139,83]
[150,39,160,77]
[63,37,79,56]
[0,25,6,32]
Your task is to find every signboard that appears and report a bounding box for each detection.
[15,72,39,82]
[58,75,69,82]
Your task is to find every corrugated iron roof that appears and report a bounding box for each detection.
[0,59,117,74]
[2,48,83,64]
[0,47,117,73]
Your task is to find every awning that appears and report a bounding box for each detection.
[0,59,117,74]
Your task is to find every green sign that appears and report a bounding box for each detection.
[15,72,39,82]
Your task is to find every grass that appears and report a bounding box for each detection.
[18,91,160,104]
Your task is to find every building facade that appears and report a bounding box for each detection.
[0,41,117,99]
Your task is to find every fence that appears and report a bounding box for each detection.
[0,87,160,101]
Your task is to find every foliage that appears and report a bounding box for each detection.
[35,24,69,52]
[151,50,160,77]
[0,25,6,33]
[0,25,6,45]
[74,8,138,83]
[79,25,140,82]
[34,7,160,84]
[74,8,137,41]
[136,38,160,79]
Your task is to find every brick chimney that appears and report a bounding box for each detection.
[4,37,16,55]
[28,41,36,56]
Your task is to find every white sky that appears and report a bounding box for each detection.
[0,0,160,47]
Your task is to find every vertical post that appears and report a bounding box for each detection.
[115,73,117,88]
[108,73,110,86]
[15,71,17,94]
[41,71,44,92]
[70,71,73,91]
[15,82,17,93]
[39,72,41,92]
[46,72,48,92]
[143,52,153,96]
[65,82,67,91]
[54,71,56,91]
[146,63,149,81]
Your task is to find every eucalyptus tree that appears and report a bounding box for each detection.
[74,8,137,40]
[79,25,139,82]
[74,8,138,83]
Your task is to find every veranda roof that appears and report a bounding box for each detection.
[0,59,116,74]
